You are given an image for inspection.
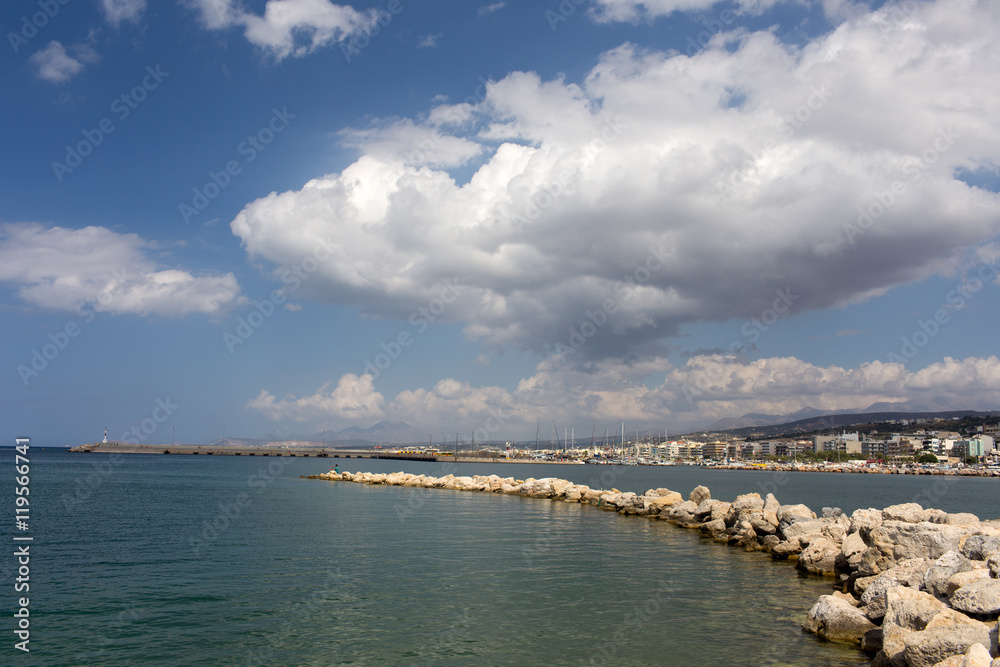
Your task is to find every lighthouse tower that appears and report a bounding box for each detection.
[103,427,108,444]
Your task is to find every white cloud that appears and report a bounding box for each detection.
[185,0,384,59]
[100,0,146,25]
[229,0,1000,364]
[478,2,507,16]
[0,223,242,317]
[588,0,811,22]
[418,33,443,48]
[247,355,1000,434]
[248,374,386,422]
[338,118,484,168]
[590,0,724,22]
[30,42,84,84]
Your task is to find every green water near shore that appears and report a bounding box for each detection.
[1,450,904,664]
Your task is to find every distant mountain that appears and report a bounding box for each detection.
[860,398,974,414]
[300,420,426,446]
[705,406,843,431]
[691,409,999,440]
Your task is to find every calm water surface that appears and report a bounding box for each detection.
[6,449,996,665]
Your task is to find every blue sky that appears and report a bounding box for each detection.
[2,0,998,446]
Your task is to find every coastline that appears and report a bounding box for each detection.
[68,444,1000,477]
[704,462,1000,478]
[307,469,1000,666]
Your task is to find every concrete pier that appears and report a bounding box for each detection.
[69,442,439,460]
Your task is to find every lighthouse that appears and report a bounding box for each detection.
[103,427,108,444]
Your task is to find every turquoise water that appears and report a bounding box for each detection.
[8,450,996,665]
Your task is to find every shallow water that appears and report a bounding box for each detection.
[11,449,991,665]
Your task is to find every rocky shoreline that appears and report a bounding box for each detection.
[305,470,1000,666]
[706,462,1000,477]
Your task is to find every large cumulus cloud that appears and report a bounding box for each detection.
[230,0,1000,365]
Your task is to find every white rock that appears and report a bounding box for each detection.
[802,595,876,643]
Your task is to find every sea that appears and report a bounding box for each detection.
[5,448,1000,666]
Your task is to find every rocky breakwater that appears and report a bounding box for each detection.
[797,504,1000,667]
[304,470,1000,666]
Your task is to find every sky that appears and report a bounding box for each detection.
[1,0,999,447]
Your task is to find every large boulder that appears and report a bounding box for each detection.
[646,491,684,512]
[948,570,992,598]
[700,518,729,540]
[851,508,885,540]
[947,513,982,526]
[873,587,985,667]
[549,478,573,497]
[949,643,992,667]
[710,501,731,522]
[883,503,926,524]
[760,534,781,552]
[925,552,980,599]
[689,485,711,505]
[597,492,623,510]
[778,503,816,530]
[782,519,829,542]
[923,508,949,524]
[771,539,802,558]
[823,515,850,545]
[843,531,868,569]
[798,537,841,576]
[923,608,989,631]
[763,493,780,526]
[902,624,991,667]
[870,521,972,562]
[803,595,877,643]
[859,546,894,577]
[694,498,724,520]
[962,536,1000,563]
[726,501,766,530]
[860,560,934,621]
[950,578,1000,616]
[883,586,950,631]
[663,500,699,526]
[879,621,914,667]
[750,514,778,535]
